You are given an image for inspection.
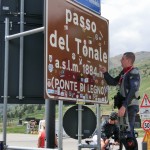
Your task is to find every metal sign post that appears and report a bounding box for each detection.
[78,104,83,150]
[3,17,9,146]
[3,19,44,148]
[45,100,56,148]
[19,0,25,100]
[96,104,101,150]
[58,100,63,150]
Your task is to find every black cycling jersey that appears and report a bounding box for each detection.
[94,120,119,141]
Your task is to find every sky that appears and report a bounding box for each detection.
[101,0,150,57]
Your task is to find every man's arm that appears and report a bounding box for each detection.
[99,66,122,86]
[101,121,108,140]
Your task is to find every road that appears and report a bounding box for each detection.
[0,133,143,150]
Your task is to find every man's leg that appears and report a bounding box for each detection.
[118,105,139,150]
[101,139,110,150]
[127,105,139,150]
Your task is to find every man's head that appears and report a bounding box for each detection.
[109,112,118,124]
[109,112,118,120]
[121,52,135,68]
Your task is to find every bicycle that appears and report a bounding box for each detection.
[118,115,138,150]
[85,137,123,150]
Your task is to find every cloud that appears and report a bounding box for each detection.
[101,0,150,56]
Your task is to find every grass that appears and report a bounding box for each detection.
[1,125,145,138]
[0,120,27,134]
[0,120,145,136]
[135,128,145,138]
[6,125,27,133]
[139,76,150,96]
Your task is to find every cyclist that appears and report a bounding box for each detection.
[92,112,119,150]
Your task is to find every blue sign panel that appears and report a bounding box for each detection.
[73,0,101,15]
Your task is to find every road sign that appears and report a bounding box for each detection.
[143,131,150,150]
[140,108,150,119]
[45,0,109,104]
[72,0,101,15]
[142,120,150,131]
[140,114,150,119]
[140,108,150,114]
[140,94,150,108]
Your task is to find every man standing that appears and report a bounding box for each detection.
[100,52,140,150]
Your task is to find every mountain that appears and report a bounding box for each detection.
[109,51,150,69]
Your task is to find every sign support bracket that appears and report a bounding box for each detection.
[78,104,101,150]
[3,16,44,146]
